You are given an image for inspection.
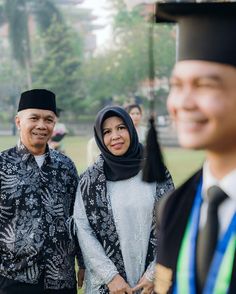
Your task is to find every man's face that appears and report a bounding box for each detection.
[15,109,56,155]
[167,60,236,153]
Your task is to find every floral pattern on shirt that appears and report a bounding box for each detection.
[0,143,79,289]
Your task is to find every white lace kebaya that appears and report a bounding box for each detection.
[74,169,172,293]
[74,106,174,293]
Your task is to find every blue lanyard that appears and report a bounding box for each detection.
[173,181,203,294]
[189,180,203,293]
[174,179,236,293]
[191,180,236,293]
[204,213,236,293]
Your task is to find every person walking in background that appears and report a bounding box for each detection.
[49,108,67,153]
[154,2,236,293]
[125,104,147,144]
[86,136,100,166]
[0,89,84,294]
[73,106,174,293]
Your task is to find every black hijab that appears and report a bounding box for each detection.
[94,106,144,181]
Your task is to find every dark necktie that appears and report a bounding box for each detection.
[196,185,228,291]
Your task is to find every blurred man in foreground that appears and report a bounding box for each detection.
[155,2,236,293]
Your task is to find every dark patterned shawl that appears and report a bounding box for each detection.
[79,156,174,293]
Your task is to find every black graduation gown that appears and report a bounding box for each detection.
[156,169,236,294]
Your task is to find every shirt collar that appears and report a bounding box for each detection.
[16,141,52,164]
[202,161,236,202]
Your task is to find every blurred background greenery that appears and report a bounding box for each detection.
[0,0,176,135]
[0,135,205,187]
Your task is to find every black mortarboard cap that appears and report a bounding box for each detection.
[155,1,236,67]
[18,89,57,115]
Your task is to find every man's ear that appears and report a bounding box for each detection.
[15,115,20,130]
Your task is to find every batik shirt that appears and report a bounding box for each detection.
[0,142,79,289]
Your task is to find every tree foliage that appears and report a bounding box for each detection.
[4,0,31,68]
[81,0,175,113]
[0,0,176,119]
[32,20,84,114]
[1,0,63,87]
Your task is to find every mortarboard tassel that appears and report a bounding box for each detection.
[142,115,166,183]
[142,4,166,183]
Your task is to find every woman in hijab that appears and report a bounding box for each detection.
[125,103,146,144]
[73,106,174,294]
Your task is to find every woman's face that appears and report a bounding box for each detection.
[102,116,131,156]
[129,107,142,127]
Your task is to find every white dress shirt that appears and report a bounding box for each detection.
[201,162,236,237]
[34,154,45,168]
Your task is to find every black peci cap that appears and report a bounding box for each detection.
[155,1,236,67]
[18,89,57,115]
[56,107,63,117]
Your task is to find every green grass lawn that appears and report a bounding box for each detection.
[0,135,205,187]
[163,147,205,186]
[61,136,206,186]
[0,135,205,293]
